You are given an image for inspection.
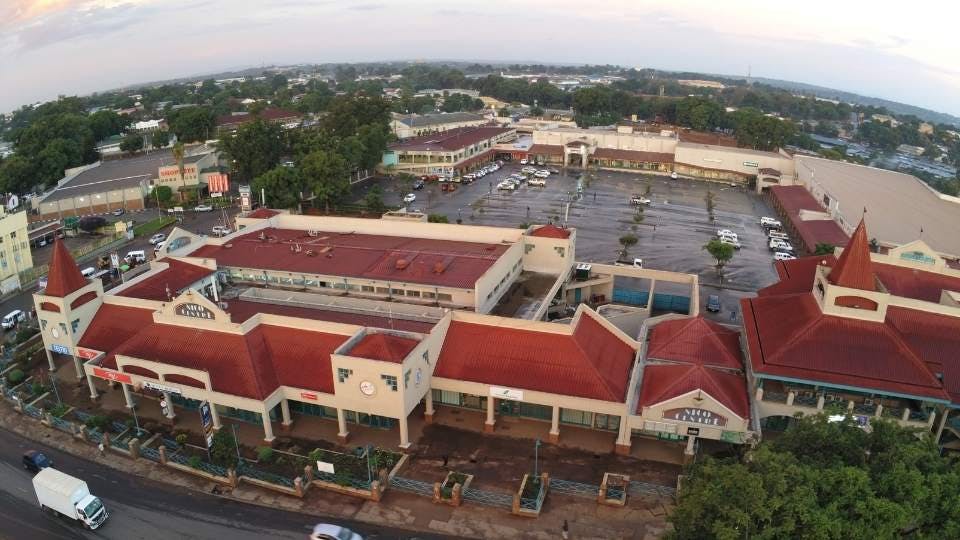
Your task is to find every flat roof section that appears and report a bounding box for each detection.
[796,156,960,256]
[44,151,208,203]
[189,227,512,289]
[388,126,513,152]
[224,298,436,333]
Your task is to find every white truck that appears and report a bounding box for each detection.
[33,468,109,529]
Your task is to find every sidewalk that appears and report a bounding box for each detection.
[0,398,672,539]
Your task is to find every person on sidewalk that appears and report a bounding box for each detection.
[562,519,569,539]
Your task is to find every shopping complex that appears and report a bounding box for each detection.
[33,209,765,461]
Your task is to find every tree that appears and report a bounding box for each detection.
[152,130,170,149]
[0,155,34,194]
[703,239,734,273]
[153,185,173,208]
[814,243,836,255]
[668,415,960,540]
[119,133,144,154]
[78,216,107,233]
[252,166,303,210]
[168,106,215,143]
[618,234,638,259]
[218,119,285,182]
[88,110,126,141]
[704,189,716,221]
[209,428,239,468]
[301,149,350,213]
[529,105,545,117]
[363,185,386,214]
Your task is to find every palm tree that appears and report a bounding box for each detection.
[172,142,186,202]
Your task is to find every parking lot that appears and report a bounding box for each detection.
[361,164,781,318]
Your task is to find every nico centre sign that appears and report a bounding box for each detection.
[663,407,728,427]
[175,302,215,320]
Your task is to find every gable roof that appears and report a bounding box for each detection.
[45,239,88,298]
[435,313,636,402]
[116,260,215,301]
[638,363,749,419]
[827,219,875,290]
[646,317,743,370]
[246,208,279,219]
[529,224,571,239]
[348,333,419,363]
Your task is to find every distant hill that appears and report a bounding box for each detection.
[749,77,960,126]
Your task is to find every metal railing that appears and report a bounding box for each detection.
[628,480,676,498]
[551,478,599,499]
[139,446,161,462]
[793,394,819,407]
[22,403,42,419]
[909,409,930,422]
[86,428,103,444]
[238,462,293,487]
[389,476,435,497]
[313,469,372,490]
[50,415,74,433]
[462,487,513,508]
[853,402,877,415]
[761,391,788,404]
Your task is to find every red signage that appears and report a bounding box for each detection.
[299,392,318,401]
[92,367,132,384]
[206,173,230,194]
[76,347,100,360]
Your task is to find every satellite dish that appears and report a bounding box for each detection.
[6,194,18,210]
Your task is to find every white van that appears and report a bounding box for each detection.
[124,250,146,264]
[80,267,96,278]
[2,310,25,330]
[768,231,789,241]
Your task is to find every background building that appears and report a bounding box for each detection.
[0,207,34,293]
[382,126,516,177]
[390,112,489,139]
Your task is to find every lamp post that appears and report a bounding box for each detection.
[534,438,541,477]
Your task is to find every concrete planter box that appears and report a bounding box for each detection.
[512,472,549,518]
[433,471,473,507]
[598,473,630,507]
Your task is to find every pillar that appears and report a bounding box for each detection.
[902,408,911,422]
[86,373,98,401]
[484,398,495,433]
[73,355,84,380]
[261,410,275,443]
[816,394,825,410]
[162,392,176,420]
[45,349,56,372]
[398,416,411,449]
[280,399,292,428]
[935,408,950,442]
[122,383,135,409]
[424,391,435,424]
[615,416,632,456]
[927,411,936,429]
[874,404,883,418]
[210,403,222,429]
[548,406,560,444]
[336,408,349,444]
[786,391,795,406]
[754,386,764,401]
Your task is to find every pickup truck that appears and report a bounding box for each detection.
[33,468,108,529]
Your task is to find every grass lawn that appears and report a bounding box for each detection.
[133,216,176,237]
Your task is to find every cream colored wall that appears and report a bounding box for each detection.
[430,376,631,417]
[521,230,576,274]
[34,280,104,355]
[634,389,750,440]
[532,129,678,154]
[0,209,32,278]
[675,143,794,178]
[38,187,145,217]
[330,351,406,419]
[474,242,524,313]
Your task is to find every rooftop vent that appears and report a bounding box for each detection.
[433,262,447,274]
[395,259,409,270]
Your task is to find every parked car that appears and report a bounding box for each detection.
[716,229,737,239]
[760,216,781,228]
[402,193,416,203]
[773,252,797,261]
[670,172,679,179]
[630,195,651,205]
[549,168,559,174]
[528,178,546,187]
[412,180,424,190]
[194,204,213,212]
[148,233,166,245]
[720,237,741,250]
[706,295,722,312]
[22,450,53,473]
[2,310,25,330]
[615,258,644,268]
[310,524,363,540]
[124,250,146,264]
[520,159,528,165]
[111,208,125,217]
[154,240,166,254]
[497,181,517,191]
[211,225,232,237]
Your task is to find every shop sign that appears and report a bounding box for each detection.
[663,407,728,427]
[490,386,523,401]
[316,461,335,474]
[743,161,759,167]
[76,347,100,360]
[300,392,318,401]
[50,344,70,355]
[200,402,213,430]
[92,367,132,384]
[175,302,214,319]
[899,251,936,265]
[687,427,700,436]
[143,380,182,395]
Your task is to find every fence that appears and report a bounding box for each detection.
[389,476,435,497]
[551,478,599,499]
[140,445,161,462]
[238,462,294,488]
[22,403,42,420]
[462,487,514,509]
[628,480,676,498]
[611,288,692,313]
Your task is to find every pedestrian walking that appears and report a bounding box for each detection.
[98,442,105,455]
[593,192,597,202]
[442,454,449,467]
[562,519,569,539]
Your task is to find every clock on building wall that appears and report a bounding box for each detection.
[359,380,376,396]
[51,327,60,339]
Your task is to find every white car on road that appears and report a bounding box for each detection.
[528,178,546,187]
[148,233,166,245]
[402,193,416,203]
[194,204,213,212]
[497,180,517,191]
[774,252,797,261]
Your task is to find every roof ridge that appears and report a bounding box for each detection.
[764,294,824,364]
[570,312,632,402]
[880,317,949,391]
[643,363,700,407]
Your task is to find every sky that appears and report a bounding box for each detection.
[1,0,958,116]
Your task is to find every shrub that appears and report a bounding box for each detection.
[188,456,203,469]
[85,415,109,431]
[14,327,38,344]
[427,214,449,223]
[30,381,44,396]
[6,369,25,385]
[49,403,70,418]
[256,446,274,462]
[210,429,239,468]
[175,433,188,447]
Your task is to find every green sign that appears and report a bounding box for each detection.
[899,251,936,265]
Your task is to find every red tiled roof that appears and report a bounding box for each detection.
[45,239,87,297]
[388,126,512,152]
[647,317,743,370]
[435,314,636,402]
[224,299,436,333]
[348,333,419,363]
[216,108,301,127]
[188,227,511,289]
[116,260,215,301]
[740,292,950,402]
[827,220,875,291]
[591,148,675,164]
[256,325,344,395]
[886,307,960,403]
[872,263,960,303]
[78,303,156,353]
[792,219,849,253]
[637,363,750,419]
[527,144,563,156]
[769,185,824,215]
[247,208,279,219]
[529,224,571,239]
[759,254,835,296]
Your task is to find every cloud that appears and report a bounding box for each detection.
[348,3,385,11]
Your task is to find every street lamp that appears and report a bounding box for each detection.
[533,438,541,477]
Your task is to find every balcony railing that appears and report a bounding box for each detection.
[762,391,788,404]
[793,394,819,408]
[853,402,877,416]
[908,409,930,422]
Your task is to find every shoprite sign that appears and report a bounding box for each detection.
[92,367,132,385]
[663,407,728,427]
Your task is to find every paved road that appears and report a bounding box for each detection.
[0,427,441,540]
